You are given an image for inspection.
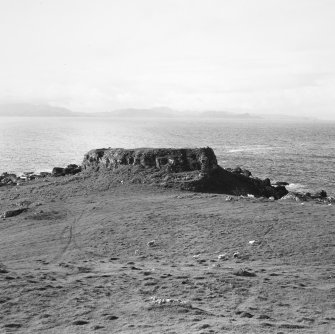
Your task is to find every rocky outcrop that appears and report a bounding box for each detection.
[281,190,333,203]
[0,147,289,199]
[82,147,218,174]
[182,166,288,199]
[82,147,288,199]
[51,164,81,177]
[0,173,18,186]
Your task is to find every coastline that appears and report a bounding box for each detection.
[1,145,333,201]
[1,117,335,194]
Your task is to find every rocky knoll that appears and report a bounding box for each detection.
[82,147,288,199]
[82,147,217,173]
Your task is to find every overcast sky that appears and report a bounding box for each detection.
[0,0,334,118]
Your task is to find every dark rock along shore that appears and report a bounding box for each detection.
[82,147,288,199]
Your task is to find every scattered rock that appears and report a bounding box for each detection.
[72,320,89,326]
[236,311,254,318]
[228,167,252,177]
[52,164,81,177]
[197,259,207,264]
[311,190,327,199]
[257,314,271,319]
[143,271,153,276]
[274,181,289,186]
[1,208,28,218]
[130,266,142,270]
[39,171,51,177]
[0,172,18,185]
[52,167,65,177]
[147,240,156,247]
[92,325,105,330]
[280,193,299,201]
[218,253,228,260]
[281,190,331,203]
[105,315,119,321]
[64,164,81,175]
[261,322,275,327]
[233,268,257,277]
[4,323,22,328]
[150,296,192,307]
[278,323,306,329]
[233,251,240,258]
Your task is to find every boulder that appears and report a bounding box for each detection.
[229,167,252,177]
[242,169,252,177]
[52,165,81,177]
[274,181,289,186]
[281,190,330,203]
[64,164,81,175]
[233,167,243,174]
[51,167,65,177]
[39,172,51,177]
[0,173,18,185]
[312,190,327,199]
[1,208,28,218]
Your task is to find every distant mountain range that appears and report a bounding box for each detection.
[0,103,257,119]
[0,103,320,121]
[197,111,254,119]
[93,107,178,118]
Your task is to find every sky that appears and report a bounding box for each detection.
[0,0,335,118]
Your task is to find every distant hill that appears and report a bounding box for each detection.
[198,111,254,118]
[3,104,315,121]
[0,105,181,118]
[0,103,76,117]
[95,107,178,118]
[92,108,259,119]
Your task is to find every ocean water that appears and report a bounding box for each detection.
[0,117,334,195]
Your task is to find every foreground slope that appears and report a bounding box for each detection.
[0,173,334,333]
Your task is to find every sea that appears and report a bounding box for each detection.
[0,117,334,196]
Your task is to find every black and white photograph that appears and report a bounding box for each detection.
[0,0,334,333]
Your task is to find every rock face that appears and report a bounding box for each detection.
[185,167,288,199]
[82,147,218,174]
[82,147,288,199]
